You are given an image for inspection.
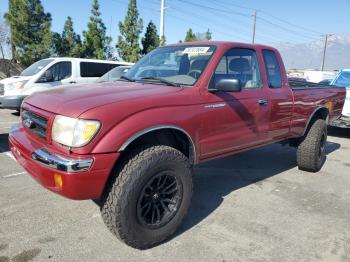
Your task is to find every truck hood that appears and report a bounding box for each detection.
[0,75,32,85]
[24,81,182,117]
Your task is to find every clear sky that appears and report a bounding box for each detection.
[1,0,350,45]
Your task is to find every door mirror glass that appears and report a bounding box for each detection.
[215,79,242,92]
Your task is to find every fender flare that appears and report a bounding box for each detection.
[302,106,329,136]
[118,125,197,163]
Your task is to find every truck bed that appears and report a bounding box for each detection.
[289,81,345,137]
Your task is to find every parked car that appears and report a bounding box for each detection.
[96,65,132,83]
[0,58,132,110]
[9,42,346,249]
[330,69,350,127]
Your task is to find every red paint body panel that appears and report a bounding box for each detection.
[10,41,346,200]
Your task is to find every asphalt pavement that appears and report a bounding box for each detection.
[0,109,350,262]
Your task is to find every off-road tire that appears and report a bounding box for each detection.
[100,145,193,249]
[297,118,327,172]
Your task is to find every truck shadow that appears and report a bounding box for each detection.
[176,141,340,238]
[328,126,350,139]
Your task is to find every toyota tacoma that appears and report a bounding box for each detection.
[9,42,346,249]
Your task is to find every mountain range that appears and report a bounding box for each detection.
[272,34,350,70]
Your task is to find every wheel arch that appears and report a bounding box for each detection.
[302,107,329,136]
[119,125,197,165]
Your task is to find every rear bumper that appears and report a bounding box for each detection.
[330,115,350,128]
[1,95,27,110]
[9,124,120,200]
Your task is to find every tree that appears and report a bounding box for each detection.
[184,28,197,42]
[117,0,143,62]
[5,0,53,66]
[194,29,212,41]
[205,29,212,40]
[141,21,159,55]
[82,0,111,59]
[54,16,82,57]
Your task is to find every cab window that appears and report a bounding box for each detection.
[210,48,262,89]
[80,62,118,77]
[38,62,72,82]
[262,50,282,88]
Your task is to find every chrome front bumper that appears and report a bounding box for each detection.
[31,149,93,173]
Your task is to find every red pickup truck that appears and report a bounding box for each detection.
[9,42,345,249]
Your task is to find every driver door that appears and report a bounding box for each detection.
[199,47,270,159]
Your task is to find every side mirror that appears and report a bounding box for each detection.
[44,70,54,82]
[215,79,242,92]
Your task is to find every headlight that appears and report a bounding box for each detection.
[8,81,28,90]
[52,115,101,147]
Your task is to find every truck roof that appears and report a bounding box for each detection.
[168,41,277,51]
[43,57,133,65]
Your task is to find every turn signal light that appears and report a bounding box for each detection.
[54,174,63,189]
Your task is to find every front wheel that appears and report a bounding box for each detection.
[297,118,327,172]
[101,145,193,249]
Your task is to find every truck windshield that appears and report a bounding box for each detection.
[20,59,54,76]
[333,71,350,87]
[123,45,216,86]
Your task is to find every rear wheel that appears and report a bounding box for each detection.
[101,145,193,249]
[297,118,327,172]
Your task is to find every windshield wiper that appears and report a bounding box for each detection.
[119,75,135,82]
[139,77,181,87]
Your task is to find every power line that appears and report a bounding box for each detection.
[111,0,322,45]
[257,17,319,41]
[166,13,250,42]
[171,0,321,43]
[175,0,251,18]
[258,10,323,36]
[167,0,305,44]
[168,5,251,42]
[203,0,324,36]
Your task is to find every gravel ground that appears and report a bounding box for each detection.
[0,108,350,262]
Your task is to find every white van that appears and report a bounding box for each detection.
[0,58,133,110]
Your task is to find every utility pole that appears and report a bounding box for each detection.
[321,34,330,71]
[252,11,257,44]
[160,0,165,43]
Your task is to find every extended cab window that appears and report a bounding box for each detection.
[38,61,72,82]
[263,50,282,88]
[80,62,118,77]
[211,48,262,89]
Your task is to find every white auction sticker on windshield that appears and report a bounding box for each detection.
[183,47,210,56]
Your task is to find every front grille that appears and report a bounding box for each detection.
[22,110,48,139]
[0,83,4,95]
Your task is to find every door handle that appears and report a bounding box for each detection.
[258,98,268,105]
[69,81,76,84]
